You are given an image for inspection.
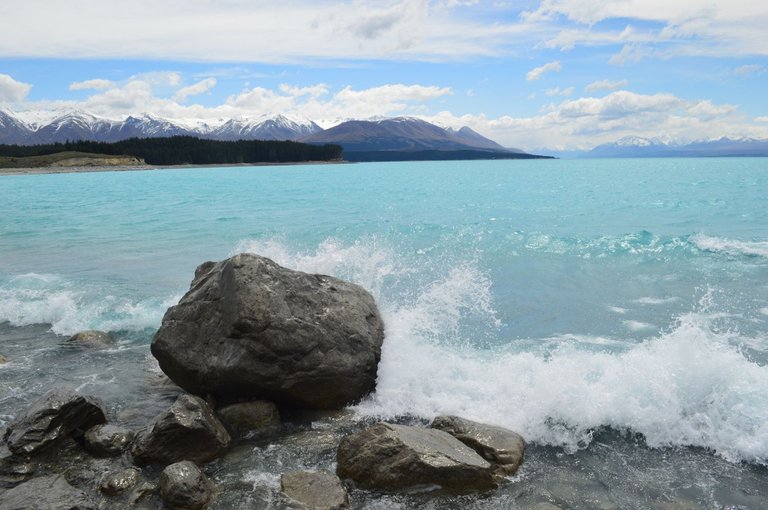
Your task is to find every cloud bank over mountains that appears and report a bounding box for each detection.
[0,1,766,150]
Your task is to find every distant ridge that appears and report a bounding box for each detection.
[299,117,512,153]
[586,136,768,158]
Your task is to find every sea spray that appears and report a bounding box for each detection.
[0,273,179,336]
[235,237,768,465]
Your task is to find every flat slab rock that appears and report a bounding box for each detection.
[0,474,97,510]
[151,253,385,409]
[131,394,230,465]
[336,422,497,491]
[3,388,106,456]
[431,415,525,475]
[281,470,349,509]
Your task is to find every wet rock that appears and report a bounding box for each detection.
[100,467,141,496]
[84,423,134,456]
[159,460,213,510]
[217,400,280,437]
[151,253,385,409]
[281,470,349,509]
[3,387,107,455]
[131,393,230,465]
[431,415,525,475]
[336,422,497,491]
[0,354,7,363]
[67,330,115,348]
[0,446,33,488]
[0,474,97,509]
[128,481,159,506]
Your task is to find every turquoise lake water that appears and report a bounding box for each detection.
[1,158,767,507]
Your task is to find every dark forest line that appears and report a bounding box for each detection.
[0,137,344,165]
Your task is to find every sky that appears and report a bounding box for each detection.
[1,0,767,151]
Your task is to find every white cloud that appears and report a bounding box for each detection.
[527,0,768,59]
[0,74,32,102]
[69,79,115,91]
[173,78,217,102]
[545,87,573,96]
[734,64,765,77]
[130,71,181,87]
[278,84,329,99]
[585,79,629,93]
[526,61,562,81]
[609,44,652,65]
[0,0,536,62]
[424,89,767,151]
[755,116,768,122]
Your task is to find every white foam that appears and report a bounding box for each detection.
[623,320,655,331]
[608,306,629,314]
[692,233,768,258]
[635,297,679,305]
[0,273,180,336]
[760,307,768,316]
[358,307,768,464]
[232,237,768,464]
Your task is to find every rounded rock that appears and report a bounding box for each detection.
[131,393,230,465]
[67,330,115,348]
[217,400,280,437]
[159,460,213,510]
[100,467,141,496]
[84,424,134,456]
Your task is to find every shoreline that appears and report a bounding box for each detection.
[0,160,348,176]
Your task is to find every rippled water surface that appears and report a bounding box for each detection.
[1,158,767,508]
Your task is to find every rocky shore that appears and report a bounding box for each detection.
[0,254,534,509]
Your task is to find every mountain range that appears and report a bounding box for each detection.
[584,136,768,158]
[0,110,520,156]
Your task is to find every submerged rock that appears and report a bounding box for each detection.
[151,253,385,409]
[0,474,97,509]
[67,329,115,348]
[100,467,141,496]
[431,415,525,475]
[159,460,213,510]
[131,393,230,465]
[336,422,497,491]
[281,470,349,509]
[216,400,280,437]
[0,354,7,364]
[84,423,134,456]
[3,387,107,455]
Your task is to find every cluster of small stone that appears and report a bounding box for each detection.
[0,254,530,509]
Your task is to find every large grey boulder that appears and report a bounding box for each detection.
[0,474,97,509]
[431,415,525,475]
[281,470,348,509]
[131,394,230,465]
[159,461,213,510]
[3,388,107,455]
[336,422,497,491]
[151,254,385,409]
